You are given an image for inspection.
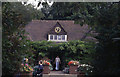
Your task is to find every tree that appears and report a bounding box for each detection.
[2,2,39,76]
[40,2,52,19]
[9,2,44,20]
[83,3,120,76]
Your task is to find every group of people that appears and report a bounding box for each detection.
[21,56,61,77]
[32,56,60,77]
[38,56,61,71]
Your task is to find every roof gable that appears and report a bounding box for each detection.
[48,22,67,35]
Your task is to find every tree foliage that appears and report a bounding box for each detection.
[2,2,43,76]
[8,2,44,20]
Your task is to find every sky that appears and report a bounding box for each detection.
[21,0,54,9]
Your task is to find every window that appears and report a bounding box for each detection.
[62,35,65,40]
[58,35,61,40]
[50,35,53,40]
[54,35,57,40]
[48,35,67,42]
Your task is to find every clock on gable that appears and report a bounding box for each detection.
[55,27,61,33]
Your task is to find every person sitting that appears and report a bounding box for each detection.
[37,60,43,77]
[33,60,43,77]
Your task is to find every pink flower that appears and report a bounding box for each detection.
[25,64,28,66]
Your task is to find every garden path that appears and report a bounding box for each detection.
[43,71,77,77]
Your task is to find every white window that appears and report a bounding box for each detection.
[54,35,57,40]
[50,35,53,40]
[58,35,61,40]
[48,35,67,42]
[62,35,65,40]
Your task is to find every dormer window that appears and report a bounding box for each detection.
[48,22,67,42]
[48,35,67,42]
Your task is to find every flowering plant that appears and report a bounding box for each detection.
[42,60,51,66]
[21,63,33,72]
[77,64,93,75]
[68,60,79,66]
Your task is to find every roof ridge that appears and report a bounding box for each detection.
[32,20,74,22]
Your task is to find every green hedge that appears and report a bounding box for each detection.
[30,40,95,65]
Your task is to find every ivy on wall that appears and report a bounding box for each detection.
[30,40,95,65]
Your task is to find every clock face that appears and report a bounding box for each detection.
[55,27,61,33]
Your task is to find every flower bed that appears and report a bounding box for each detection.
[21,63,33,72]
[77,64,93,76]
[18,62,33,77]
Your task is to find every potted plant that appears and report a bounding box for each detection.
[42,60,51,74]
[68,60,79,74]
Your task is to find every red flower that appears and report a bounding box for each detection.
[43,61,50,65]
[46,62,50,65]
[68,61,73,66]
[68,61,79,66]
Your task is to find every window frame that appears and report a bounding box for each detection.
[48,35,67,42]
[50,35,53,40]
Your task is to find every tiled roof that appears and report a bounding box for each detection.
[25,20,95,41]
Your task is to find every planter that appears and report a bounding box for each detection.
[19,72,32,77]
[69,65,78,74]
[77,72,85,77]
[43,65,50,74]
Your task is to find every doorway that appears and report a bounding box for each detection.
[48,50,65,71]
